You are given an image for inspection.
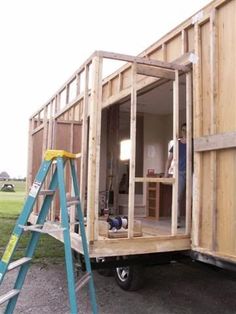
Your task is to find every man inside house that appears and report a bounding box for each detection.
[164,123,186,227]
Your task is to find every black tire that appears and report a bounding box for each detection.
[114,265,145,291]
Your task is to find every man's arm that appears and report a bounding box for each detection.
[164,152,173,177]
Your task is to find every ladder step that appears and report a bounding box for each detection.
[19,224,43,232]
[70,221,80,226]
[8,257,32,271]
[75,272,91,292]
[67,200,79,207]
[39,190,55,196]
[0,289,20,305]
[19,224,66,233]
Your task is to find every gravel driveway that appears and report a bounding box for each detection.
[0,259,236,314]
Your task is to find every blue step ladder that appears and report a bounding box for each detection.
[0,150,97,314]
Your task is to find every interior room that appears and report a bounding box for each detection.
[99,74,187,235]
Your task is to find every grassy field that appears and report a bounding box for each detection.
[0,181,64,262]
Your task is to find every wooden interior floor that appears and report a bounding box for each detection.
[138,217,186,236]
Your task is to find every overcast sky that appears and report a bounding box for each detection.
[0,0,211,178]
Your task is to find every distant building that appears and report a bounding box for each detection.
[0,171,10,180]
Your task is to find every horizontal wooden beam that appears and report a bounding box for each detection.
[96,50,190,72]
[54,93,84,119]
[194,131,236,152]
[135,177,174,184]
[31,123,44,135]
[173,51,195,66]
[136,64,175,80]
[55,120,82,125]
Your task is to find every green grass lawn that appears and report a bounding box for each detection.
[0,181,64,263]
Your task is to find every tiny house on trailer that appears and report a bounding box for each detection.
[28,0,236,288]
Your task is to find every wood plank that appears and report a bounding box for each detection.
[185,71,192,235]
[216,0,236,257]
[47,101,53,150]
[89,236,190,258]
[192,23,202,249]
[135,177,174,184]
[181,29,187,54]
[76,73,80,95]
[26,119,34,191]
[210,9,218,252]
[29,214,191,257]
[80,65,89,216]
[194,246,236,265]
[31,123,44,135]
[87,56,103,242]
[42,106,48,157]
[97,50,190,72]
[136,64,175,80]
[162,43,167,62]
[102,51,193,109]
[128,63,137,238]
[66,84,70,105]
[194,132,236,152]
[171,70,179,236]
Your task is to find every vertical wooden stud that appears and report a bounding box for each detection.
[185,71,193,235]
[210,9,218,252]
[87,56,103,242]
[66,84,70,105]
[181,29,188,54]
[76,73,80,96]
[80,65,89,216]
[128,63,137,238]
[118,73,122,92]
[171,70,179,235]
[192,23,202,248]
[162,43,167,62]
[42,106,48,157]
[26,119,34,192]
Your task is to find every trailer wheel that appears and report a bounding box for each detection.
[115,265,144,291]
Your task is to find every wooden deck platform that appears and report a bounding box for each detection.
[29,213,190,258]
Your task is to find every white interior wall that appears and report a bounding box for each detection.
[143,109,186,175]
[143,113,167,175]
[162,113,174,163]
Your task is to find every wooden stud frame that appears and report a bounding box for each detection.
[185,71,193,235]
[128,63,137,238]
[171,70,179,236]
[210,9,218,252]
[27,0,236,261]
[191,22,201,248]
[86,56,103,242]
[80,64,89,216]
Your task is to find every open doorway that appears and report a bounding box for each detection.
[99,101,144,217]
[138,75,187,220]
[99,69,192,235]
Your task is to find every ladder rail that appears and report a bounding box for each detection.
[57,157,78,314]
[0,159,52,285]
[70,159,98,314]
[0,150,98,314]
[5,166,60,314]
